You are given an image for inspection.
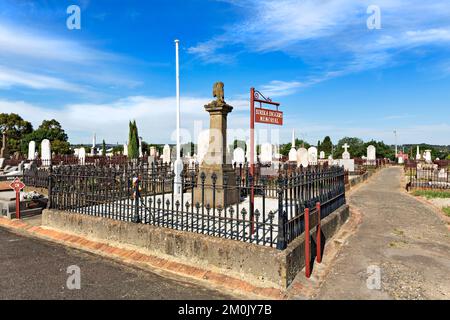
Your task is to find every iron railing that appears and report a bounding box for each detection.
[47,162,346,249]
[406,166,450,190]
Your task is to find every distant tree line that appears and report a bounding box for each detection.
[0,113,71,156]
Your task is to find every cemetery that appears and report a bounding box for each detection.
[0,81,395,288]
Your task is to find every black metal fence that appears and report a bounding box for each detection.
[407,166,450,190]
[47,162,346,250]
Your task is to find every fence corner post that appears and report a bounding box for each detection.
[276,175,287,250]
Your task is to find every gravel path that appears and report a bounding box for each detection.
[317,167,450,300]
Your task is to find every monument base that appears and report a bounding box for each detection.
[338,159,355,172]
[193,164,239,208]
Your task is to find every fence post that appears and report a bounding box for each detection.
[316,202,322,263]
[304,207,311,278]
[276,175,286,250]
[132,176,141,223]
[47,164,53,209]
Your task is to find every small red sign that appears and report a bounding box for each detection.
[9,178,25,193]
[255,107,283,125]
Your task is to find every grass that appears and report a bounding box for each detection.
[412,190,450,199]
[443,207,450,217]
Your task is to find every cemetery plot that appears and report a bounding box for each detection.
[48,162,346,249]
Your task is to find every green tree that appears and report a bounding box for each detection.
[364,140,395,160]
[21,119,71,155]
[320,136,333,156]
[280,139,310,156]
[0,113,33,155]
[127,120,139,159]
[333,137,365,158]
[112,145,124,155]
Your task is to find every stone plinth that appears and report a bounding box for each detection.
[194,83,239,207]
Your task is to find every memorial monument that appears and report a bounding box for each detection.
[194,82,239,207]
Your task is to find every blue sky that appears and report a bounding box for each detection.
[0,0,449,146]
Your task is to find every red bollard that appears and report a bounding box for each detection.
[304,207,310,278]
[316,202,322,263]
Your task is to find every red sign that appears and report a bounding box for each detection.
[255,107,283,125]
[9,178,25,193]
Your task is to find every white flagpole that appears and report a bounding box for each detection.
[174,39,182,195]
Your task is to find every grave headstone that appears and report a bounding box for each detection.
[424,150,432,163]
[416,146,421,160]
[123,143,128,156]
[163,144,171,164]
[319,151,325,159]
[28,141,36,160]
[342,143,350,160]
[233,147,245,164]
[260,143,273,163]
[296,147,308,167]
[78,147,86,165]
[307,146,318,165]
[150,146,157,157]
[367,145,376,161]
[41,139,51,166]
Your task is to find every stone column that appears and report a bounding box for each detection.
[194,82,239,207]
[0,131,9,158]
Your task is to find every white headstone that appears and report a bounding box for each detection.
[424,150,432,163]
[78,147,86,165]
[289,148,297,162]
[163,144,171,164]
[319,151,325,159]
[28,141,36,160]
[342,143,350,160]
[139,137,143,158]
[233,147,245,164]
[123,143,128,156]
[307,146,318,165]
[150,146,157,157]
[296,147,308,167]
[260,143,273,163]
[91,133,96,156]
[367,145,376,161]
[41,139,51,165]
[416,146,421,160]
[398,156,404,164]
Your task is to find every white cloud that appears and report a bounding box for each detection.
[189,0,450,85]
[0,23,115,64]
[0,66,85,92]
[0,22,140,94]
[259,80,304,97]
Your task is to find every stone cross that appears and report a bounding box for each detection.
[342,143,350,153]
